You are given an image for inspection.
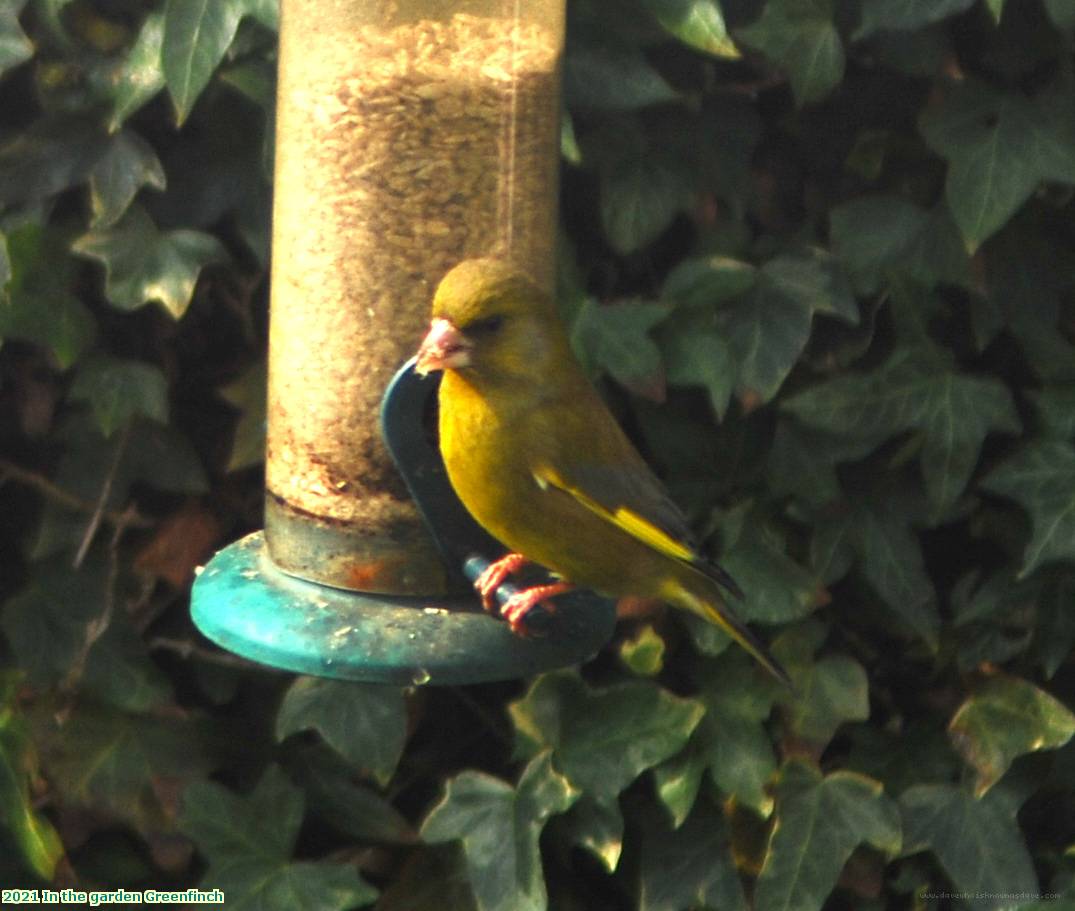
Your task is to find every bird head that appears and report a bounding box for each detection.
[416,258,569,386]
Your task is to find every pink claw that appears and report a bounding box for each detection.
[474,552,529,611]
[501,582,573,635]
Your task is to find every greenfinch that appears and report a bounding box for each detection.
[415,258,787,683]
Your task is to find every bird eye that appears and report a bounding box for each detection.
[467,315,504,336]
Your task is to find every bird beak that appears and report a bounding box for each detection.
[415,318,472,375]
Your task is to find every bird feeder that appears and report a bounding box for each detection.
[191,0,615,684]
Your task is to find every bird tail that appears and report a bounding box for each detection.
[664,574,790,685]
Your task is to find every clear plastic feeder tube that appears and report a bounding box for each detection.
[266,0,565,593]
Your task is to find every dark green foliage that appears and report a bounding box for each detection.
[2,0,1075,908]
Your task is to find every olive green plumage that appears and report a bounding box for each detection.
[423,258,787,683]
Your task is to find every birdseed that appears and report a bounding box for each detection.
[267,12,561,535]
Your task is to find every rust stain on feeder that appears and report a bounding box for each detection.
[341,554,429,593]
[264,495,449,596]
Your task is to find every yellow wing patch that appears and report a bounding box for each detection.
[534,466,788,684]
[532,465,694,563]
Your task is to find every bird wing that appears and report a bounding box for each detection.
[532,460,744,600]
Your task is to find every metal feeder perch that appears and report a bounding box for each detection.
[190,0,614,684]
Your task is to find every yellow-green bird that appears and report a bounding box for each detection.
[415,258,787,683]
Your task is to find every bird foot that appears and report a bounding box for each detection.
[474,552,529,611]
[502,582,572,635]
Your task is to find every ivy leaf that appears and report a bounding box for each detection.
[761,247,859,324]
[0,115,111,207]
[89,130,166,228]
[561,111,582,165]
[738,0,845,106]
[123,420,209,494]
[631,396,769,511]
[0,676,64,880]
[906,376,1019,514]
[163,0,246,124]
[183,768,300,860]
[80,614,174,713]
[714,504,821,625]
[219,360,266,471]
[295,744,416,845]
[1,223,96,368]
[643,0,740,58]
[181,766,378,909]
[983,440,1075,577]
[32,416,206,559]
[207,860,376,910]
[70,355,169,437]
[107,11,166,130]
[948,672,1075,796]
[653,745,707,828]
[855,0,976,39]
[784,346,1020,515]
[692,649,780,815]
[984,220,1075,382]
[1,554,106,692]
[619,624,666,677]
[509,670,704,804]
[33,700,217,834]
[847,723,961,798]
[900,785,1038,911]
[564,41,680,111]
[950,566,1040,629]
[238,0,278,31]
[1034,570,1075,679]
[220,56,276,115]
[659,320,735,418]
[72,204,226,318]
[0,1,32,78]
[637,797,747,911]
[766,419,884,510]
[276,677,406,788]
[558,796,624,873]
[695,96,763,202]
[984,0,1005,24]
[919,82,1075,251]
[1045,0,1075,30]
[830,195,971,293]
[662,255,757,308]
[1031,385,1075,440]
[755,761,902,911]
[720,248,857,407]
[810,488,940,648]
[0,231,9,293]
[3,557,169,711]
[776,647,870,754]
[571,298,668,399]
[825,195,928,288]
[600,149,692,255]
[899,206,974,292]
[422,753,579,911]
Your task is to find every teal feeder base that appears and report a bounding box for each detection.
[192,532,615,685]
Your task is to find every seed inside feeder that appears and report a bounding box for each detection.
[266,11,562,593]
